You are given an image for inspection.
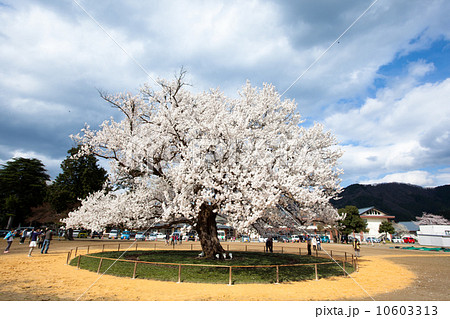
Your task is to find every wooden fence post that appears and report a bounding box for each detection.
[344,252,347,263]
[298,248,301,255]
[177,264,181,283]
[75,247,78,257]
[228,267,232,285]
[245,245,247,252]
[330,250,333,258]
[133,261,138,279]
[102,244,105,252]
[135,243,138,251]
[87,246,90,254]
[118,244,120,251]
[343,261,346,276]
[315,264,318,281]
[281,247,284,254]
[276,266,279,284]
[66,251,71,265]
[97,258,103,274]
[77,255,81,269]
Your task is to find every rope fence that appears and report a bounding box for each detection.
[66,242,357,285]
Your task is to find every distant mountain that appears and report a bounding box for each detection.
[331,183,450,222]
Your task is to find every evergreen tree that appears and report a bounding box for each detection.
[49,146,108,213]
[378,220,395,238]
[338,205,368,236]
[0,158,50,227]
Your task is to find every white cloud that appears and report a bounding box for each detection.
[1,0,450,186]
[361,170,435,187]
[326,64,450,186]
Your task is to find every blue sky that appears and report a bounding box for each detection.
[1,0,449,187]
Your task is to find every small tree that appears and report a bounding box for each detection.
[63,73,343,258]
[338,205,368,237]
[378,220,395,239]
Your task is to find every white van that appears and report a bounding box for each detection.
[217,230,226,241]
[109,229,120,239]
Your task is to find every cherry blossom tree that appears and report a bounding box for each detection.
[416,213,450,225]
[63,72,342,258]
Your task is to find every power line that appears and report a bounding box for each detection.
[72,0,161,88]
[281,0,379,97]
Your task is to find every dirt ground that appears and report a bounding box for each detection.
[0,239,448,301]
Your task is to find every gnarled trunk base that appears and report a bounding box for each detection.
[196,204,225,259]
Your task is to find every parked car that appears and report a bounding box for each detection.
[258,236,268,242]
[121,230,131,240]
[217,230,226,241]
[392,236,402,243]
[365,237,380,243]
[320,235,330,243]
[241,235,250,242]
[135,232,146,240]
[403,237,416,244]
[186,232,197,241]
[146,233,157,241]
[291,235,301,243]
[73,229,88,238]
[156,233,166,240]
[91,231,102,239]
[109,229,120,239]
[279,235,290,243]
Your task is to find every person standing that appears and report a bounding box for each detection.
[353,239,361,257]
[3,229,16,253]
[28,228,41,257]
[165,233,170,245]
[38,231,45,248]
[311,236,317,251]
[265,236,273,253]
[41,228,53,254]
[19,229,27,244]
[307,236,312,255]
[317,236,322,251]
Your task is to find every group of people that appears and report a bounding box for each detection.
[306,235,323,255]
[165,233,183,245]
[3,227,54,256]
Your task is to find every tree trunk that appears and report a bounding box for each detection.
[6,215,14,229]
[196,203,225,259]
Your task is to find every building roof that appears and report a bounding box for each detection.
[398,221,420,232]
[358,206,395,219]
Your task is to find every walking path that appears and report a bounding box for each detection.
[0,240,447,301]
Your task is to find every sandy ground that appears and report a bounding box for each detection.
[0,239,448,301]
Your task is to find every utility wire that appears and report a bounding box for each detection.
[72,0,161,88]
[281,0,379,97]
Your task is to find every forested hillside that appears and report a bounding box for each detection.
[331,183,450,222]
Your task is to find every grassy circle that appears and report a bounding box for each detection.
[71,250,354,284]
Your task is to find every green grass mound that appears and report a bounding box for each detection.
[70,250,354,284]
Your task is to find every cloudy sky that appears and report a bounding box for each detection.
[1,0,449,187]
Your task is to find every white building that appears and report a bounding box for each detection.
[417,225,450,247]
[357,207,395,240]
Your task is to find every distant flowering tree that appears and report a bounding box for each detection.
[62,72,342,258]
[416,213,450,225]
